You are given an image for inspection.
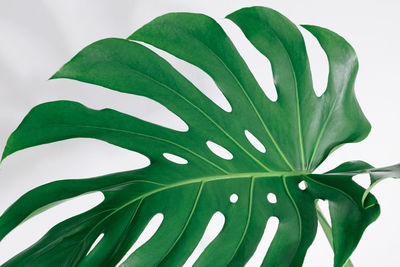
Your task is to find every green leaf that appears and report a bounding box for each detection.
[326,161,400,206]
[0,6,396,267]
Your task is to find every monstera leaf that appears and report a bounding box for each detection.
[1,6,399,267]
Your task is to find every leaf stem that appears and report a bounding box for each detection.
[316,203,354,267]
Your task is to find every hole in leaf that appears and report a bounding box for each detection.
[0,192,104,265]
[136,41,232,112]
[267,193,277,204]
[220,20,277,101]
[244,130,266,153]
[116,213,164,266]
[76,88,189,132]
[352,173,370,189]
[11,139,151,184]
[298,181,308,190]
[206,141,233,160]
[316,199,331,226]
[163,153,188,165]
[245,216,279,266]
[86,233,104,255]
[299,27,329,97]
[230,194,239,203]
[183,212,225,266]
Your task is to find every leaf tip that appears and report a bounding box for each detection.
[299,24,316,30]
[1,142,15,163]
[49,70,63,80]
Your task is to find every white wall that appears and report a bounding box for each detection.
[0,0,399,266]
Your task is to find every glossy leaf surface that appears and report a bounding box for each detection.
[1,6,398,267]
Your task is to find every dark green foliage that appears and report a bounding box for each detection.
[1,6,399,267]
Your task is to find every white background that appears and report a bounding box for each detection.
[0,0,400,266]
